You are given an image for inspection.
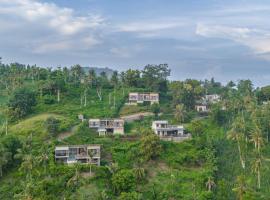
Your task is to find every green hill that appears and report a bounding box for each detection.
[0,64,270,199]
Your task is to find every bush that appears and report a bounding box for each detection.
[8,87,37,120]
[111,169,136,194]
[151,103,160,117]
[118,192,140,200]
[43,95,55,104]
[140,133,162,161]
[44,117,60,137]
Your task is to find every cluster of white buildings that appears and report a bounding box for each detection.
[55,92,194,165]
[195,94,221,113]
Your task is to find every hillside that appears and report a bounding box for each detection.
[0,64,270,199]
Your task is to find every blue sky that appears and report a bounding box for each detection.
[1,0,270,86]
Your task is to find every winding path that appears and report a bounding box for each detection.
[120,112,154,122]
[57,125,78,141]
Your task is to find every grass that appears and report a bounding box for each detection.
[54,119,215,199]
[119,104,151,116]
[34,88,127,119]
[8,113,74,140]
[0,83,219,200]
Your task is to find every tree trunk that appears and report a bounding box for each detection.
[97,88,102,101]
[114,93,116,108]
[90,164,92,176]
[57,89,60,102]
[237,139,245,169]
[84,89,87,107]
[40,88,43,98]
[5,81,8,90]
[258,170,261,189]
[5,119,8,135]
[80,95,83,108]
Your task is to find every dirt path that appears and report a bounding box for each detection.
[57,125,78,141]
[120,112,154,122]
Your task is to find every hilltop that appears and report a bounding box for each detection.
[82,66,115,77]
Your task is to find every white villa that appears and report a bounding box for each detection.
[128,92,159,105]
[204,94,221,103]
[55,145,100,165]
[152,120,191,141]
[89,119,124,136]
[195,104,209,113]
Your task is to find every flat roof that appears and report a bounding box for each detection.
[89,118,124,121]
[129,92,159,95]
[153,120,168,123]
[55,144,101,149]
[55,146,69,151]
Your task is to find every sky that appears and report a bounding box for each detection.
[0,0,270,86]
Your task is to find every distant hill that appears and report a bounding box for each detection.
[82,67,115,78]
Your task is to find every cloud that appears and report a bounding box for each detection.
[31,36,101,54]
[110,45,144,58]
[116,19,188,38]
[0,0,104,35]
[0,0,104,53]
[218,5,270,15]
[196,23,270,57]
[118,21,184,33]
[175,45,206,52]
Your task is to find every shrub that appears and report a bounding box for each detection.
[140,133,162,161]
[44,117,60,137]
[8,87,37,120]
[43,95,55,104]
[118,192,140,200]
[151,103,160,117]
[111,169,136,194]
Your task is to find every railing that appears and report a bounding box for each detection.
[155,125,183,131]
[160,134,191,142]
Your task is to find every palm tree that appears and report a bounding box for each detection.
[107,162,119,175]
[37,145,50,174]
[251,153,270,189]
[227,127,245,169]
[205,177,215,191]
[134,167,145,182]
[88,149,95,176]
[261,103,270,142]
[250,125,264,153]
[14,180,34,200]
[67,164,82,189]
[2,107,9,135]
[19,154,35,180]
[232,175,247,200]
[174,104,185,123]
[0,144,11,177]
[251,154,262,189]
[15,137,35,180]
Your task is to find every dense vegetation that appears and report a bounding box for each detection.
[0,59,270,199]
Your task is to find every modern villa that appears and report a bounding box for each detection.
[152,120,191,141]
[204,94,221,103]
[55,144,101,165]
[89,119,125,136]
[195,104,209,112]
[128,92,159,105]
